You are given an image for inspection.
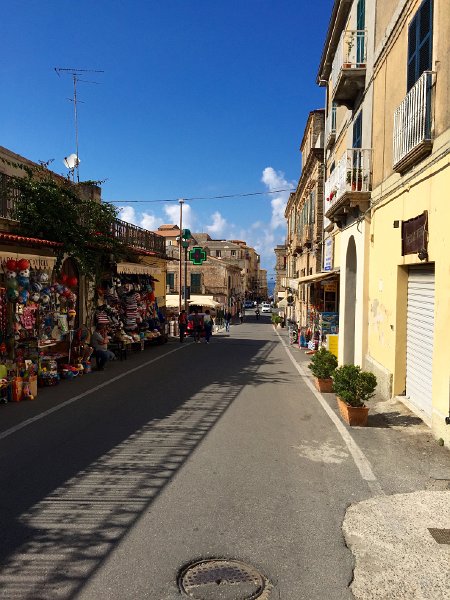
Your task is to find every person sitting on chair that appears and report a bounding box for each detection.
[91,324,116,370]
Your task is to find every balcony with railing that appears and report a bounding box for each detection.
[324,148,372,225]
[393,71,434,173]
[331,29,367,108]
[302,223,313,246]
[325,105,337,149]
[111,219,166,256]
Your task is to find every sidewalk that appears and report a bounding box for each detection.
[283,332,450,600]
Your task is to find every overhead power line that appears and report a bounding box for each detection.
[106,188,295,204]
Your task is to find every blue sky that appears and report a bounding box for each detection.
[2,0,333,277]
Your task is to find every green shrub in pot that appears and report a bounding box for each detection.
[308,348,338,380]
[333,364,377,407]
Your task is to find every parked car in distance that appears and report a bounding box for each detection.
[261,303,272,313]
[244,300,254,309]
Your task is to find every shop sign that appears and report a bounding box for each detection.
[401,211,428,256]
[323,237,333,271]
[0,253,56,270]
[322,282,337,292]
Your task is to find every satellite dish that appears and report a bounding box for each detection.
[63,154,80,169]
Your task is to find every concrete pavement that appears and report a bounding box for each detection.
[279,327,450,600]
[0,316,448,599]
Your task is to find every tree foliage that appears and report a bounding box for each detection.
[9,165,128,278]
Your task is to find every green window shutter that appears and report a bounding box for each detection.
[166,272,175,289]
[407,0,433,91]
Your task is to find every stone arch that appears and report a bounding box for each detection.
[343,236,357,364]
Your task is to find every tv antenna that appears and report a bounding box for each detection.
[55,67,104,182]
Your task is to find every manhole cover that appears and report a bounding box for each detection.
[179,559,268,599]
[428,528,450,545]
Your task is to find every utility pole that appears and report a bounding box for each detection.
[178,199,184,314]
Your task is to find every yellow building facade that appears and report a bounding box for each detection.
[367,0,450,443]
[317,0,450,443]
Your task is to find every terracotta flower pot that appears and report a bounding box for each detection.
[337,396,369,426]
[314,377,334,393]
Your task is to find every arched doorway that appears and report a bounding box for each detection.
[344,236,357,364]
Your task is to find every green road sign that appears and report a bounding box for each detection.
[189,246,207,265]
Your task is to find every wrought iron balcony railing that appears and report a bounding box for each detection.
[0,174,166,256]
[324,148,372,216]
[111,218,166,255]
[331,29,367,106]
[393,71,434,172]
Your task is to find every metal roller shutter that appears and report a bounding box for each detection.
[405,265,435,417]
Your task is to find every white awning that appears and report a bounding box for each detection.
[116,262,155,275]
[277,298,288,308]
[0,251,56,270]
[188,295,221,308]
[297,271,339,286]
[165,294,180,308]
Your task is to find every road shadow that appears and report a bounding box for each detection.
[367,410,425,428]
[0,335,281,599]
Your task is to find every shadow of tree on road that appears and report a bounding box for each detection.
[0,337,283,599]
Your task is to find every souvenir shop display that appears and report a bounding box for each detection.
[94,273,166,348]
[0,258,81,399]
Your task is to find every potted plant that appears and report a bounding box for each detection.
[346,168,364,191]
[308,347,338,392]
[333,364,377,426]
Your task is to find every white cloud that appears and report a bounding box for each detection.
[118,205,138,225]
[141,212,162,231]
[261,166,295,230]
[164,202,195,230]
[206,211,227,236]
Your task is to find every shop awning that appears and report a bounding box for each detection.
[188,295,221,308]
[116,262,156,275]
[0,251,57,270]
[297,271,339,286]
[277,298,288,308]
[165,294,181,308]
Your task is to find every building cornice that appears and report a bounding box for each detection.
[316,0,352,84]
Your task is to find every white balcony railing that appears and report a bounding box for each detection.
[325,105,337,147]
[324,148,372,211]
[331,29,367,92]
[393,71,433,169]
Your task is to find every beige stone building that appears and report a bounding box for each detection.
[165,240,242,310]
[283,110,336,329]
[274,244,287,303]
[317,0,375,363]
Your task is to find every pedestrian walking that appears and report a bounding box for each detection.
[238,309,244,324]
[224,311,232,332]
[178,310,188,343]
[192,309,203,343]
[203,310,213,343]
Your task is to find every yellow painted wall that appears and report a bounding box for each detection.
[140,257,167,304]
[368,149,450,439]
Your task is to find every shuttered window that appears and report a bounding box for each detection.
[356,0,365,64]
[191,273,201,293]
[352,112,363,149]
[407,0,433,91]
[166,272,175,290]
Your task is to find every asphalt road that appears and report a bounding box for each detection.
[0,313,448,599]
